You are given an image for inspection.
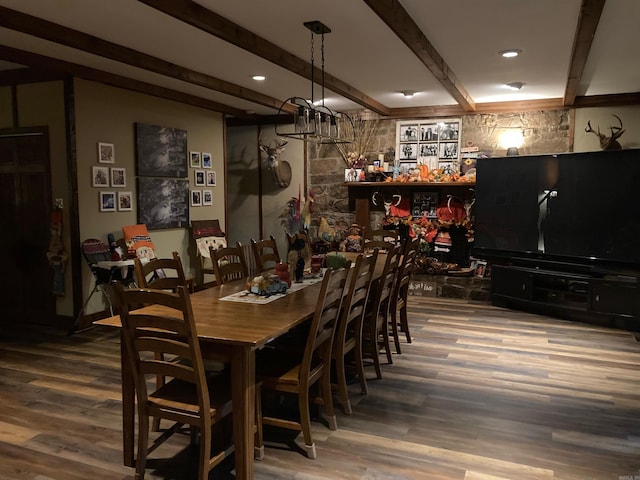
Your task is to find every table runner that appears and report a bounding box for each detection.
[220,274,324,304]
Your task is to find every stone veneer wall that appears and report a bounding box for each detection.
[307,109,570,240]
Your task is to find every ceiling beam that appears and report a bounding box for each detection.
[0,5,293,115]
[137,0,391,116]
[363,0,476,112]
[0,45,258,119]
[563,0,606,105]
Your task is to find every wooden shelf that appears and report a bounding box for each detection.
[344,181,475,187]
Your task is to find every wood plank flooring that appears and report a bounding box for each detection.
[1,297,640,479]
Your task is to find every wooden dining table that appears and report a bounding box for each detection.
[94,252,384,480]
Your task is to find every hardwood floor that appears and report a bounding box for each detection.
[2,297,640,479]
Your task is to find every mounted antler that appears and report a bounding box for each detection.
[259,136,290,188]
[585,114,625,150]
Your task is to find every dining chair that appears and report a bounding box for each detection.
[209,242,249,285]
[331,250,378,414]
[389,244,418,354]
[255,266,350,459]
[133,251,190,292]
[190,219,227,288]
[362,227,399,252]
[251,235,281,273]
[112,284,240,480]
[362,243,402,379]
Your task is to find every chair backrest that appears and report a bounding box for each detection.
[191,219,227,260]
[113,284,210,415]
[370,243,402,325]
[210,242,248,284]
[393,246,417,300]
[335,250,378,350]
[300,266,350,383]
[134,251,187,292]
[251,236,281,273]
[362,228,399,252]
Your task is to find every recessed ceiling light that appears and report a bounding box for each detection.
[506,81,525,90]
[500,49,522,58]
[401,90,417,98]
[252,75,266,81]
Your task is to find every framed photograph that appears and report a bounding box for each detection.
[202,189,213,206]
[202,152,212,168]
[135,123,188,178]
[439,142,459,159]
[399,143,417,160]
[191,189,202,206]
[137,177,189,229]
[475,260,488,278]
[344,168,361,182]
[110,167,126,187]
[194,170,205,186]
[98,142,115,164]
[190,151,201,168]
[206,170,216,187]
[118,191,133,211]
[399,124,418,142]
[99,191,116,212]
[92,166,109,187]
[419,124,438,141]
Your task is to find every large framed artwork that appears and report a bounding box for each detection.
[396,118,461,172]
[135,123,188,178]
[137,177,189,229]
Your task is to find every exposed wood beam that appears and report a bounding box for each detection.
[0,5,292,114]
[563,0,606,106]
[363,0,476,112]
[137,0,391,116]
[0,45,258,119]
[0,67,66,86]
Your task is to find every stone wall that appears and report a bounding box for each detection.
[307,109,570,241]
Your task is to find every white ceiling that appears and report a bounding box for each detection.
[0,0,638,117]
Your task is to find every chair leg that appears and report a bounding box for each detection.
[298,389,316,459]
[335,350,352,415]
[354,334,368,395]
[390,308,402,354]
[381,319,393,365]
[135,408,150,480]
[322,370,338,431]
[198,424,211,480]
[400,305,412,343]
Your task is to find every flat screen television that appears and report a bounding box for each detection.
[472,149,640,275]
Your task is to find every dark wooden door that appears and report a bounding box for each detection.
[0,130,54,325]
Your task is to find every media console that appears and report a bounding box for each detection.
[491,263,640,331]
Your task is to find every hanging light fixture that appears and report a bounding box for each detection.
[276,21,355,144]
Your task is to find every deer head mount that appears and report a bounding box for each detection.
[585,114,625,150]
[259,137,291,188]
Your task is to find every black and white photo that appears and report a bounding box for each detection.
[194,170,205,186]
[92,166,109,187]
[137,177,189,229]
[98,142,115,164]
[202,189,212,206]
[191,190,202,206]
[206,171,216,187]
[118,191,133,211]
[110,167,126,187]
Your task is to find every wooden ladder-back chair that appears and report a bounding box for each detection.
[362,244,402,379]
[134,251,189,292]
[256,266,350,459]
[332,250,378,414]
[113,284,237,480]
[362,227,399,252]
[251,235,281,273]
[190,220,227,288]
[389,243,418,354]
[209,242,248,285]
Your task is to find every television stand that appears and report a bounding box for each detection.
[491,264,640,331]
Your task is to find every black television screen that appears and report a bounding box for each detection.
[473,149,640,270]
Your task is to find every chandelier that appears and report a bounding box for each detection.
[276,21,355,144]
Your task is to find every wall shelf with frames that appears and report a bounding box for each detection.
[395,118,461,174]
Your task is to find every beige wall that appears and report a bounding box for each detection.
[73,79,225,315]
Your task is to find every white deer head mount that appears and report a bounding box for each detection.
[259,137,291,188]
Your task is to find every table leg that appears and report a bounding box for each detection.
[120,331,135,467]
[231,346,255,480]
